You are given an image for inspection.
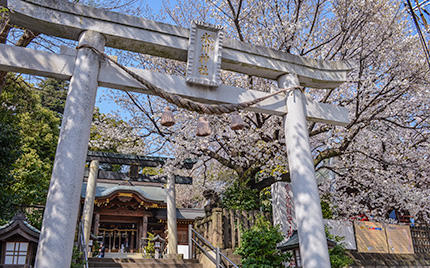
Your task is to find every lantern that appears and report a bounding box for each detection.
[196,116,211,137]
[160,106,175,127]
[230,113,245,130]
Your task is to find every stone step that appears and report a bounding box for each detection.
[103,252,146,258]
[88,258,202,268]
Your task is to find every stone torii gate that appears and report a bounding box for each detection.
[0,1,353,267]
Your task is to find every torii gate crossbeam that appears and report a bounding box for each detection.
[0,1,353,267]
[3,0,353,89]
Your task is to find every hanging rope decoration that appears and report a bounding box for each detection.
[76,44,302,115]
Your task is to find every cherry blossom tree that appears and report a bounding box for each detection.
[91,0,428,222]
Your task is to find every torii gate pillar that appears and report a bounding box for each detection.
[166,174,178,256]
[279,74,331,268]
[35,31,105,268]
[82,160,100,253]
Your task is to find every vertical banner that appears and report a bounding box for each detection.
[271,182,296,243]
[386,224,414,254]
[186,21,223,87]
[354,221,389,253]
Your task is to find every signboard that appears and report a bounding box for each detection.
[186,21,223,87]
[271,182,296,243]
[354,221,389,253]
[324,219,356,250]
[386,224,414,254]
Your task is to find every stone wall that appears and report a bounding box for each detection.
[411,225,430,254]
[347,251,430,267]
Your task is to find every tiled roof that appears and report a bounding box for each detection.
[155,208,205,220]
[23,220,41,234]
[277,231,336,251]
[82,182,167,202]
[0,213,40,242]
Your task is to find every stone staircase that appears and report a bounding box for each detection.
[88,258,202,268]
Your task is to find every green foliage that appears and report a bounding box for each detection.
[0,97,20,225]
[36,78,68,117]
[92,240,100,256]
[70,246,85,268]
[0,74,63,226]
[143,232,155,258]
[325,226,354,268]
[321,197,333,219]
[259,186,272,213]
[0,7,9,14]
[235,217,291,268]
[141,167,163,176]
[222,182,270,210]
[222,182,259,210]
[25,209,43,230]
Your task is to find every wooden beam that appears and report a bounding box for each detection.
[0,44,350,126]
[86,150,166,166]
[89,170,193,185]
[86,150,195,169]
[4,0,354,89]
[96,208,152,218]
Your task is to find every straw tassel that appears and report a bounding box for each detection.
[160,106,175,127]
[230,113,245,130]
[196,117,211,137]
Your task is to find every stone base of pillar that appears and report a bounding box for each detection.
[164,253,184,260]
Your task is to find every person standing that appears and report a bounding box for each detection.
[99,242,106,258]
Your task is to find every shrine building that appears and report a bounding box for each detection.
[80,181,204,253]
[79,151,204,255]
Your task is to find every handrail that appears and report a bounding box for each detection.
[188,224,238,268]
[191,236,217,264]
[78,221,89,268]
[218,249,238,268]
[193,228,215,250]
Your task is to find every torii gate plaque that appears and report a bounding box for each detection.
[0,1,353,267]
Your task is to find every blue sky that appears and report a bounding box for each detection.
[95,0,169,115]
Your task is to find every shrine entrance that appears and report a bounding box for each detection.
[99,221,138,253]
[89,189,167,253]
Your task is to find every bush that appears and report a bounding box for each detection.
[143,232,155,258]
[235,217,291,268]
[70,246,85,268]
[221,182,271,212]
[222,182,260,210]
[325,226,354,268]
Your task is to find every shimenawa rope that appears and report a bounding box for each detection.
[76,44,301,115]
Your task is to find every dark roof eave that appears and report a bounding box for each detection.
[0,220,40,242]
[277,231,336,251]
[94,189,166,205]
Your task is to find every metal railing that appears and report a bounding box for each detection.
[78,221,89,268]
[188,224,238,268]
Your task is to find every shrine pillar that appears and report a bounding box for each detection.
[93,213,100,237]
[82,160,99,251]
[142,215,148,249]
[166,174,178,256]
[131,230,135,252]
[34,31,105,268]
[279,74,330,268]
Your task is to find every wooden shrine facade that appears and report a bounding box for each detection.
[80,181,204,254]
